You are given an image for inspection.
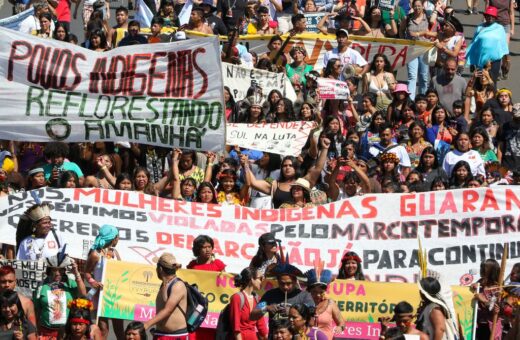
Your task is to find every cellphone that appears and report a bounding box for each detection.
[341,149,349,159]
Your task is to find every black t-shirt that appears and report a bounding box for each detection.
[259,288,314,333]
[207,14,228,35]
[496,120,520,171]
[118,34,149,47]
[483,98,512,126]
[217,0,247,28]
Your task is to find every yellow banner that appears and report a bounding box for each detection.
[99,260,473,339]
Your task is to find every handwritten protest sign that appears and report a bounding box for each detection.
[226,121,315,156]
[222,62,297,102]
[317,78,350,99]
[0,260,46,297]
[0,187,517,285]
[99,260,474,339]
[0,27,225,151]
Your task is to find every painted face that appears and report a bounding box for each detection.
[395,314,414,333]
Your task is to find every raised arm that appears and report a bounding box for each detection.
[305,136,331,187]
[172,149,182,199]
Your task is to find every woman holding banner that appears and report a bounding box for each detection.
[84,225,123,339]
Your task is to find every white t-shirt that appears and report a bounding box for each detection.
[19,15,55,35]
[17,231,64,261]
[259,0,282,20]
[323,46,368,78]
[442,149,486,177]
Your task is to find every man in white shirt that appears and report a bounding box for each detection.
[323,28,369,79]
[369,124,411,177]
[19,1,55,35]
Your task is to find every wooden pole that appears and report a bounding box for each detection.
[489,243,509,340]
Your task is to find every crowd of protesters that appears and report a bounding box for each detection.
[0,0,520,338]
[1,217,520,340]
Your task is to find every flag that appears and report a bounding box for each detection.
[0,7,34,31]
[178,0,193,25]
[135,0,153,28]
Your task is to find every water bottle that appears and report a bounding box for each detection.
[187,305,204,325]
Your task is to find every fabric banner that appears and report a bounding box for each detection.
[317,78,350,99]
[0,187,517,285]
[0,28,225,151]
[0,259,46,297]
[182,30,433,70]
[303,12,328,32]
[98,260,474,339]
[0,8,34,31]
[222,62,297,102]
[226,121,315,156]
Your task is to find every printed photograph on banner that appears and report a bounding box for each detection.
[0,187,517,285]
[317,78,350,99]
[0,28,225,151]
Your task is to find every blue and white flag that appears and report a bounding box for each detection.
[0,7,34,31]
[135,0,153,28]
[178,0,194,25]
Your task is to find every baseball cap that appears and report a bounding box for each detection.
[259,233,280,246]
[153,252,181,269]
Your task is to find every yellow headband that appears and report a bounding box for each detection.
[497,88,512,98]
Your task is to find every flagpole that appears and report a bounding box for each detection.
[489,243,509,340]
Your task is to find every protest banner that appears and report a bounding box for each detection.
[0,28,225,151]
[303,12,328,32]
[98,260,474,339]
[0,187,518,285]
[0,259,46,297]
[317,77,350,99]
[222,62,297,102]
[226,121,315,156]
[178,30,433,70]
[0,8,34,31]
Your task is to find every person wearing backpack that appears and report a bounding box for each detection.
[144,253,189,340]
[228,267,268,340]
